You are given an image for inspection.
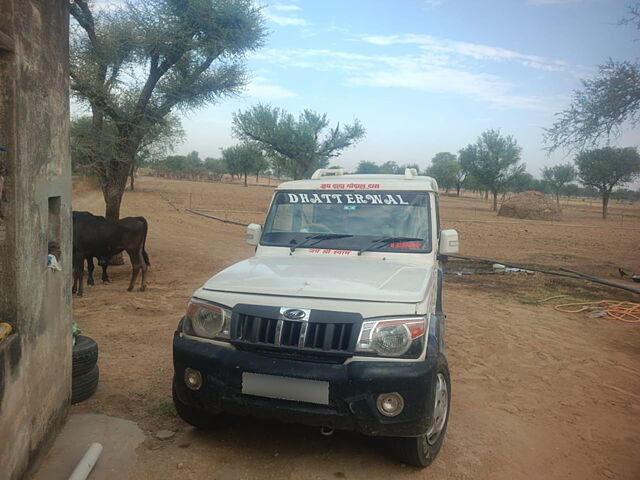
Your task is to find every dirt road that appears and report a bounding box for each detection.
[71,177,640,479]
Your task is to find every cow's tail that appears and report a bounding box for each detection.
[139,216,150,266]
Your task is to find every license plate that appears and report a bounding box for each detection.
[242,372,329,405]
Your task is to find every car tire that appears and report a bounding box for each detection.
[72,364,99,404]
[172,383,228,430]
[73,335,98,377]
[388,362,450,468]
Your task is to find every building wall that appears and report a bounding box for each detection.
[0,1,72,479]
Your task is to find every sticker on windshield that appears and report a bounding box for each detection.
[390,242,422,249]
[282,192,422,205]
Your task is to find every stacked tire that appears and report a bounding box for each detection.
[72,335,99,404]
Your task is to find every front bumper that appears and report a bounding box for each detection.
[173,330,444,437]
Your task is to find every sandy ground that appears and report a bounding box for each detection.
[70,176,640,480]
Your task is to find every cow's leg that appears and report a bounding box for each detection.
[126,249,140,292]
[72,256,78,294]
[99,257,110,283]
[132,243,148,291]
[139,253,148,291]
[73,255,85,296]
[86,257,95,286]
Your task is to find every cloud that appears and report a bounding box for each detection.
[244,77,297,99]
[271,4,302,12]
[263,3,309,27]
[252,48,555,111]
[265,13,309,26]
[345,67,550,111]
[527,0,584,4]
[359,33,574,73]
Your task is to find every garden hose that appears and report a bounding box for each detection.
[554,300,640,323]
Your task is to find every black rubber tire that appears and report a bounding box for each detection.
[72,365,99,404]
[73,335,98,377]
[388,362,451,468]
[172,383,228,430]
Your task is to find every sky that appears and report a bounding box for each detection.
[107,0,640,176]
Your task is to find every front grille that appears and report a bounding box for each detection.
[304,322,352,350]
[232,313,357,356]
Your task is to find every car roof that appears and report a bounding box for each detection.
[276,169,439,193]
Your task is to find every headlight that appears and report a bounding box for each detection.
[356,317,427,357]
[184,299,231,340]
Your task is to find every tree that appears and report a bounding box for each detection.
[510,171,536,193]
[379,161,400,174]
[563,183,580,199]
[574,147,640,218]
[355,161,380,174]
[541,163,576,206]
[231,104,366,179]
[70,114,185,190]
[426,152,458,193]
[460,130,525,211]
[222,144,265,186]
[70,0,266,220]
[132,115,185,189]
[544,5,640,151]
[253,154,270,182]
[185,151,202,170]
[163,155,189,172]
[458,145,478,196]
[204,157,226,180]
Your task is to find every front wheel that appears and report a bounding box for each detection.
[388,363,450,468]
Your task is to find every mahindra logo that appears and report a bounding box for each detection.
[280,307,310,321]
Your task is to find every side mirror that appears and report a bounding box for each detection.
[245,223,262,246]
[439,229,459,255]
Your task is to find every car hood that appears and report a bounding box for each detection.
[201,255,431,303]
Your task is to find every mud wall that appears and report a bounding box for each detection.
[0,1,72,479]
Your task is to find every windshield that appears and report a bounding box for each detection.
[262,190,432,253]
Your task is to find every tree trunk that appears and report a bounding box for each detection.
[129,164,136,191]
[492,191,498,211]
[103,142,137,265]
[256,170,259,183]
[103,181,126,265]
[555,192,560,207]
[104,185,124,221]
[456,185,461,196]
[601,190,610,219]
[244,171,248,187]
[295,163,306,180]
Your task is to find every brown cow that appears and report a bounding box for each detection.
[72,211,150,296]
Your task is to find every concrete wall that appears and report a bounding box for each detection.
[0,1,72,479]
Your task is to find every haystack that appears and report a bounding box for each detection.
[498,191,561,220]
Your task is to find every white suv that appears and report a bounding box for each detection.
[172,168,459,467]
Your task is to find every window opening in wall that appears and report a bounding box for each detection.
[47,196,62,270]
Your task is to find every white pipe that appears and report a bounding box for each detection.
[68,442,103,480]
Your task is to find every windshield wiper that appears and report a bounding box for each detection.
[357,236,425,256]
[289,233,354,253]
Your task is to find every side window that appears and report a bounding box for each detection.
[270,203,316,232]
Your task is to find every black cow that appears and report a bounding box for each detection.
[72,211,150,296]
[73,211,110,285]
